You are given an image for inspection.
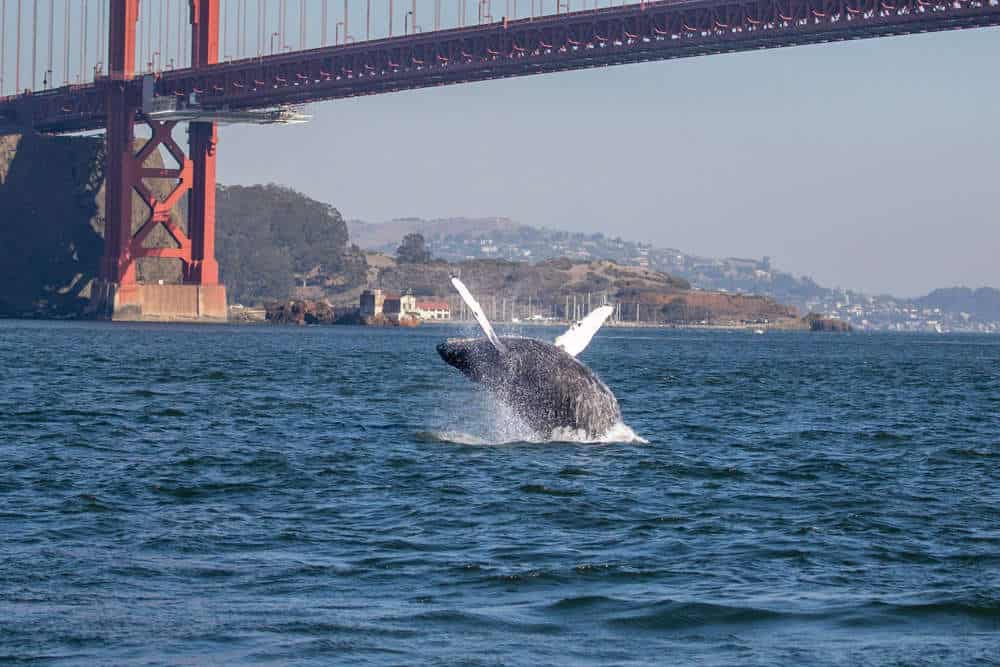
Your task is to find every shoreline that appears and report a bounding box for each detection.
[418,318,809,332]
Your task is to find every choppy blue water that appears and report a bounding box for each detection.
[1,321,998,665]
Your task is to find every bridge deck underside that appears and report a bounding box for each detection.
[4,0,999,134]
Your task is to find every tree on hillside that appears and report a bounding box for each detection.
[396,232,431,263]
[214,184,367,304]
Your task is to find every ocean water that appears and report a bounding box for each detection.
[1,320,998,665]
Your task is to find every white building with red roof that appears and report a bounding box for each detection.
[415,300,451,320]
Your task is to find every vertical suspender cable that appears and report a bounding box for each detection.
[299,0,305,50]
[93,0,99,74]
[343,0,348,40]
[366,0,371,41]
[0,1,7,96]
[242,0,247,57]
[47,0,53,85]
[184,0,189,67]
[15,0,21,92]
[145,0,151,70]
[0,0,6,95]
[31,0,36,90]
[178,0,184,68]
[236,0,241,57]
[158,0,163,70]
[235,0,239,56]
[81,0,87,81]
[435,0,440,31]
[62,0,68,84]
[165,0,171,68]
[98,0,104,74]
[138,0,144,71]
[222,0,227,59]
[322,0,327,45]
[257,0,262,56]
[179,0,184,67]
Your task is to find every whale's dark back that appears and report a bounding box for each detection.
[437,336,621,437]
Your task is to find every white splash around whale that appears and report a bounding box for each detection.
[429,380,647,446]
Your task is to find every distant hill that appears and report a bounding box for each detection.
[361,254,798,325]
[345,216,826,308]
[915,287,1000,321]
[345,217,1000,331]
[347,217,528,256]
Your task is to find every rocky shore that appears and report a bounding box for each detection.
[804,313,853,332]
[265,300,336,325]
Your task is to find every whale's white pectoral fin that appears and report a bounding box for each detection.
[555,305,614,357]
[450,276,507,354]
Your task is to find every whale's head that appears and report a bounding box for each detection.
[437,337,504,384]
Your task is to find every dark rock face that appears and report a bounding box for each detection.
[437,336,621,438]
[0,133,188,318]
[265,300,335,325]
[0,134,105,317]
[330,309,419,327]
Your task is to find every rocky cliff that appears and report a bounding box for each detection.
[0,133,185,317]
[0,134,105,317]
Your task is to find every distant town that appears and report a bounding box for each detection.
[348,217,1000,334]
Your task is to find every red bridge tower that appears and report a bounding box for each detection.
[94,0,226,321]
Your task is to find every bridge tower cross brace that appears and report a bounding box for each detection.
[101,0,223,317]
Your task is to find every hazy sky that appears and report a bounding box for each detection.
[215,26,1000,297]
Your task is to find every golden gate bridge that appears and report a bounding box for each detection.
[1,0,997,320]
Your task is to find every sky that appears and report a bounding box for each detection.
[4,2,994,297]
[214,24,999,298]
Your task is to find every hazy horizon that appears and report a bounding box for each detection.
[217,26,1000,299]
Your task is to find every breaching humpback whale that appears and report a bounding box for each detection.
[437,277,622,438]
